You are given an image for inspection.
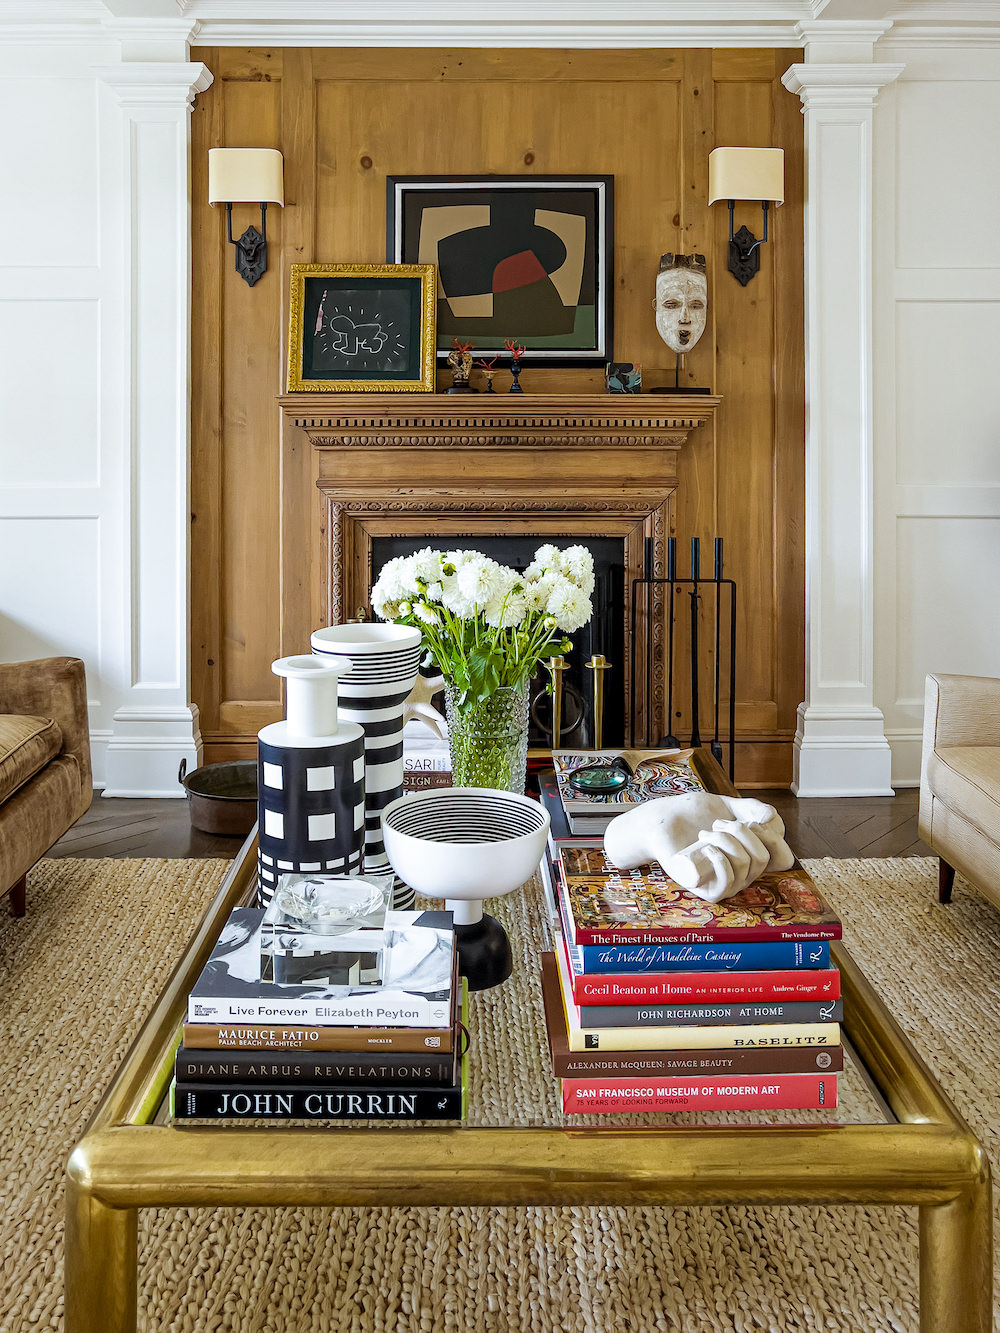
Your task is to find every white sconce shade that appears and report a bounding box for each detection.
[708,148,784,206]
[208,148,284,206]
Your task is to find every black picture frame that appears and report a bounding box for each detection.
[386,175,614,366]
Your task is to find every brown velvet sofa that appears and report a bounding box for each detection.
[0,657,93,915]
[919,672,1000,909]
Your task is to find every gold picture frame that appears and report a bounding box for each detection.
[286,262,437,392]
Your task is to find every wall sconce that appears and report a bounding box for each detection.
[208,148,284,287]
[708,147,784,286]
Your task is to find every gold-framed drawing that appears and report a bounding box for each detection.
[285,262,437,392]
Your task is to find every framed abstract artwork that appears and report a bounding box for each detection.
[285,262,437,392]
[386,175,614,365]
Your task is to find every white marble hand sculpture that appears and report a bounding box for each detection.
[402,673,448,739]
[603,793,795,904]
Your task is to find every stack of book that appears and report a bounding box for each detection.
[547,748,705,834]
[540,838,843,1115]
[172,904,467,1120]
[402,718,452,791]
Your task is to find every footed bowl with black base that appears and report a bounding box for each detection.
[381,788,550,992]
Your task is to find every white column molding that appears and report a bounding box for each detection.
[96,61,212,796]
[781,61,903,797]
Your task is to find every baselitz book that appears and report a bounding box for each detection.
[553,942,841,1052]
[550,749,705,833]
[186,907,456,1028]
[540,955,845,1078]
[560,1073,838,1114]
[556,845,842,946]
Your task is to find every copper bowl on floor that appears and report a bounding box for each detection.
[179,759,257,837]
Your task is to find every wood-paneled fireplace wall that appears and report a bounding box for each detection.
[191,47,805,786]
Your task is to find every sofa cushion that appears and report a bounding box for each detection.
[928,747,1000,845]
[0,714,62,805]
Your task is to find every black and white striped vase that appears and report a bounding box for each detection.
[310,623,423,909]
[256,655,366,909]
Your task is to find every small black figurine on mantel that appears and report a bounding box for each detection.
[505,338,526,393]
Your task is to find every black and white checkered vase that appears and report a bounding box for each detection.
[311,623,423,910]
[256,723,366,909]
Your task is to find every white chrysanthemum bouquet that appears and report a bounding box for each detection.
[371,544,595,706]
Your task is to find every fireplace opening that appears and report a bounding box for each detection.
[370,536,626,748]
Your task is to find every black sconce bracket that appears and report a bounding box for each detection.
[226,201,269,286]
[726,200,770,286]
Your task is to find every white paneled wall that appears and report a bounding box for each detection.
[874,46,1000,785]
[0,43,206,793]
[0,49,116,781]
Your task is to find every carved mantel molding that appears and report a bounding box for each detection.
[278,393,720,742]
[278,393,720,449]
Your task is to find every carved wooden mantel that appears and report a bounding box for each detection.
[278,393,720,741]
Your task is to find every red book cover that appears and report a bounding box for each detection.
[561,1072,839,1114]
[559,936,841,1006]
[557,846,842,945]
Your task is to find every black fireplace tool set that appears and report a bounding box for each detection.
[629,535,737,780]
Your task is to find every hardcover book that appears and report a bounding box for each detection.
[556,845,842,946]
[560,1072,838,1114]
[172,1079,467,1120]
[181,1021,456,1053]
[175,1041,459,1086]
[557,936,841,1006]
[550,749,705,832]
[553,941,841,1052]
[540,954,845,1078]
[187,907,456,1028]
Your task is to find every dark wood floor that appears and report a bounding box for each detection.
[49,787,931,861]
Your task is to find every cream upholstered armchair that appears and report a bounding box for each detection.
[919,673,1000,908]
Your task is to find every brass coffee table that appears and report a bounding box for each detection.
[66,767,992,1332]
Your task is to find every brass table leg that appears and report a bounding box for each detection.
[919,1175,993,1333]
[65,1175,138,1333]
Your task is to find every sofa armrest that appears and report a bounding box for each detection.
[923,673,1000,757]
[0,657,92,796]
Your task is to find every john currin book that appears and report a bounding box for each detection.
[556,846,842,946]
[171,1078,465,1120]
[186,907,455,1028]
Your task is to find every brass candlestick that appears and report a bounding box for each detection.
[585,654,612,749]
[546,655,568,749]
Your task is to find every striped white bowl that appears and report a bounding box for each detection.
[381,787,550,924]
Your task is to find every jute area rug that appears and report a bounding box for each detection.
[2,856,998,1333]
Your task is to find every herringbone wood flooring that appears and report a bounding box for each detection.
[49,788,930,861]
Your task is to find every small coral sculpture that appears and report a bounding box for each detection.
[603,792,795,904]
[504,338,526,393]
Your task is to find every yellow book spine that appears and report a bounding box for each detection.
[566,1022,842,1052]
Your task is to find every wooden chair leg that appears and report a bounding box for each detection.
[8,874,26,917]
[938,858,955,904]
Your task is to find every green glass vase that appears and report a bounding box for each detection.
[444,684,530,794]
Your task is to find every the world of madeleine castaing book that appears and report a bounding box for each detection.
[551,748,705,812]
[556,846,842,945]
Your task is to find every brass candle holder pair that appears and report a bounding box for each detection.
[545,653,612,748]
